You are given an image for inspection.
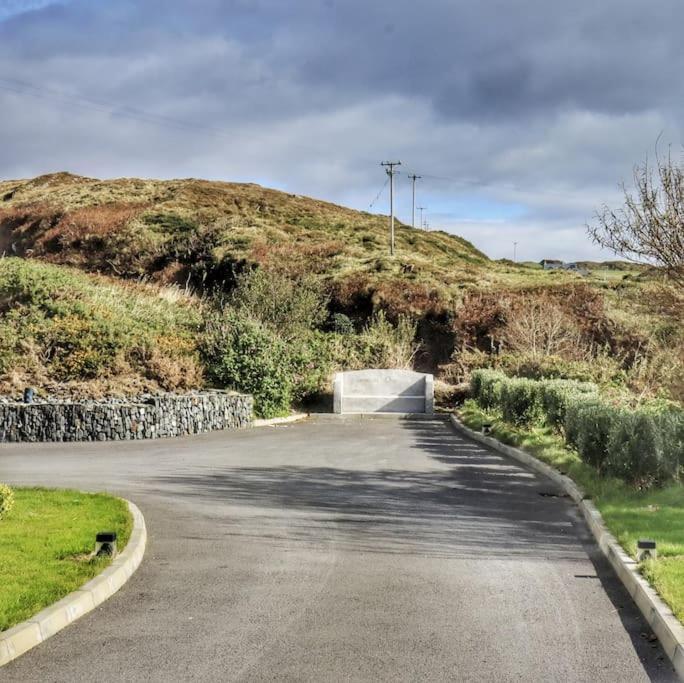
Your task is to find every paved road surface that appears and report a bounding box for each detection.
[0,416,677,682]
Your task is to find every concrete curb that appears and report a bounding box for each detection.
[449,413,684,681]
[0,499,146,668]
[252,413,308,427]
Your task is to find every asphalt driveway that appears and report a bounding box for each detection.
[0,416,677,681]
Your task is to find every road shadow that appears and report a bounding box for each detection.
[407,416,678,681]
[150,416,587,562]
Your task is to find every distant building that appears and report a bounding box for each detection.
[539,260,589,276]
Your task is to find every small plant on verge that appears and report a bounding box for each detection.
[0,483,15,520]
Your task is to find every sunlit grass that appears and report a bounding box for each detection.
[0,488,132,631]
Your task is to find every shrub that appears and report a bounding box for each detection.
[538,379,598,429]
[330,312,354,335]
[500,377,542,425]
[202,268,337,414]
[650,407,684,482]
[203,311,293,418]
[470,367,682,488]
[288,331,333,403]
[0,483,14,520]
[230,268,328,341]
[43,313,124,380]
[605,410,663,487]
[503,295,588,360]
[360,310,419,368]
[494,352,626,387]
[470,369,506,410]
[565,399,621,472]
[0,258,202,394]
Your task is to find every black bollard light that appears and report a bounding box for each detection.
[95,531,118,557]
[23,387,35,404]
[637,538,657,562]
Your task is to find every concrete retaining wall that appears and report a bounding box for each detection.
[333,369,434,414]
[0,391,253,442]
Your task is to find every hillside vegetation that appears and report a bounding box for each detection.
[0,172,681,407]
[0,257,202,398]
[0,172,570,317]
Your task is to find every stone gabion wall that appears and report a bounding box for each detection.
[0,391,253,443]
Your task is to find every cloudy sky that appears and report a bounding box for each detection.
[1,0,682,261]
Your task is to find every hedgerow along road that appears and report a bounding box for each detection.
[0,416,676,681]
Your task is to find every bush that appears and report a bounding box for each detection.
[470,367,683,488]
[230,268,328,341]
[493,352,627,387]
[470,369,506,410]
[0,258,202,394]
[539,379,598,429]
[338,310,418,369]
[651,407,684,482]
[0,483,14,520]
[288,331,333,403]
[203,311,293,418]
[500,377,542,425]
[565,398,620,472]
[605,410,663,487]
[329,312,354,335]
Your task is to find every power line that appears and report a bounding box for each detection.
[368,175,390,210]
[0,75,384,165]
[403,168,580,199]
[381,161,401,256]
[0,76,235,139]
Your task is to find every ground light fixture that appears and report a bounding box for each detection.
[636,539,657,562]
[95,531,118,557]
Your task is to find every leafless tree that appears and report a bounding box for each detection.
[588,146,684,288]
[504,296,588,360]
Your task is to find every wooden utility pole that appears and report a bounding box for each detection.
[417,206,426,232]
[408,173,421,229]
[381,161,401,255]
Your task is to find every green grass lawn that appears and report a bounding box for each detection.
[0,487,132,631]
[459,400,684,622]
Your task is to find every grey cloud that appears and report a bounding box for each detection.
[0,0,682,260]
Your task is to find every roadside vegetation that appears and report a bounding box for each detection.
[462,370,684,621]
[0,257,203,398]
[202,269,419,416]
[0,487,132,631]
[0,172,680,416]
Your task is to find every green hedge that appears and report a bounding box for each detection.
[470,369,507,411]
[565,399,620,473]
[538,379,597,429]
[500,377,542,425]
[469,369,683,488]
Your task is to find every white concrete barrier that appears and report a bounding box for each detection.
[333,369,434,414]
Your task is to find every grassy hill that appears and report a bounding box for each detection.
[0,172,576,317]
[0,172,681,404]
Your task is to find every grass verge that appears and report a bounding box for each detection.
[0,487,132,631]
[459,399,684,623]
